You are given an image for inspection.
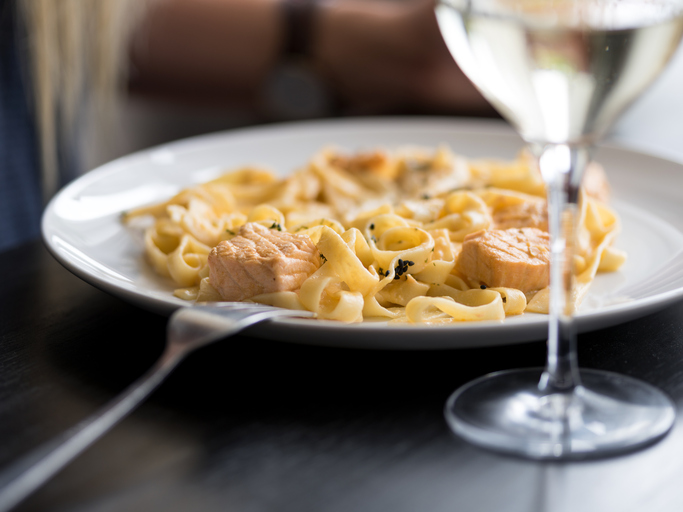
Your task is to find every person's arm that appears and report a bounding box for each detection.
[129,0,494,116]
[312,0,493,115]
[130,0,282,99]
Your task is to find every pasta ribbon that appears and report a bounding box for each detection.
[413,229,456,285]
[378,275,431,307]
[370,219,434,276]
[525,287,549,314]
[247,204,286,228]
[405,290,505,323]
[250,291,308,311]
[468,149,546,196]
[315,226,378,296]
[488,287,527,315]
[299,269,365,322]
[167,235,211,287]
[424,191,491,241]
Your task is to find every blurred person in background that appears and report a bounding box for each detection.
[0,0,493,253]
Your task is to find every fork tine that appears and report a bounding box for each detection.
[195,301,295,311]
[167,303,315,352]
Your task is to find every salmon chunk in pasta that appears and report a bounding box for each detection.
[208,222,321,301]
[455,228,550,293]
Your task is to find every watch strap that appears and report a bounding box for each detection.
[280,0,319,58]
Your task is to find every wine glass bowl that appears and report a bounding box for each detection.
[436,0,683,147]
[435,0,683,459]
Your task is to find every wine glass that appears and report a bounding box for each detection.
[435,0,683,459]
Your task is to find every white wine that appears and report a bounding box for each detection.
[436,0,683,145]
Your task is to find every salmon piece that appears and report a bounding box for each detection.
[455,228,550,293]
[492,199,548,231]
[208,222,321,301]
[329,151,399,180]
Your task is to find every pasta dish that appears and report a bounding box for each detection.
[123,145,625,324]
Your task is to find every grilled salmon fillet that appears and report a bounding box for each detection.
[455,228,550,293]
[208,222,321,301]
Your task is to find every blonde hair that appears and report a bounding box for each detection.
[19,0,150,202]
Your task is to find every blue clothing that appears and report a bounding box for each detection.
[0,0,42,252]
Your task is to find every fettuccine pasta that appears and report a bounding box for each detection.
[123,145,626,324]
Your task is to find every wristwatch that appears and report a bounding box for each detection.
[262,0,335,119]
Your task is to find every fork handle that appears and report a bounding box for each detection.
[0,350,182,512]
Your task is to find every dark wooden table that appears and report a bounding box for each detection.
[1,239,683,512]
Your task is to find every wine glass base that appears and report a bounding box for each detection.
[445,368,675,460]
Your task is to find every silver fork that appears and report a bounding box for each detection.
[0,303,314,512]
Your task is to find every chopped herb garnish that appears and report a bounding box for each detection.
[480,284,487,289]
[393,259,414,279]
[226,229,236,235]
[421,193,431,200]
[270,222,282,231]
[320,254,327,263]
[371,235,378,243]
[369,223,375,230]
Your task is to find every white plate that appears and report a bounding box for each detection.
[42,118,683,349]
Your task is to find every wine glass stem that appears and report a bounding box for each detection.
[538,144,589,395]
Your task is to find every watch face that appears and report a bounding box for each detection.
[263,62,333,119]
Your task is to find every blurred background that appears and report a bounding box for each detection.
[88,48,683,170]
[609,43,683,166]
[76,0,500,171]
[73,0,683,173]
